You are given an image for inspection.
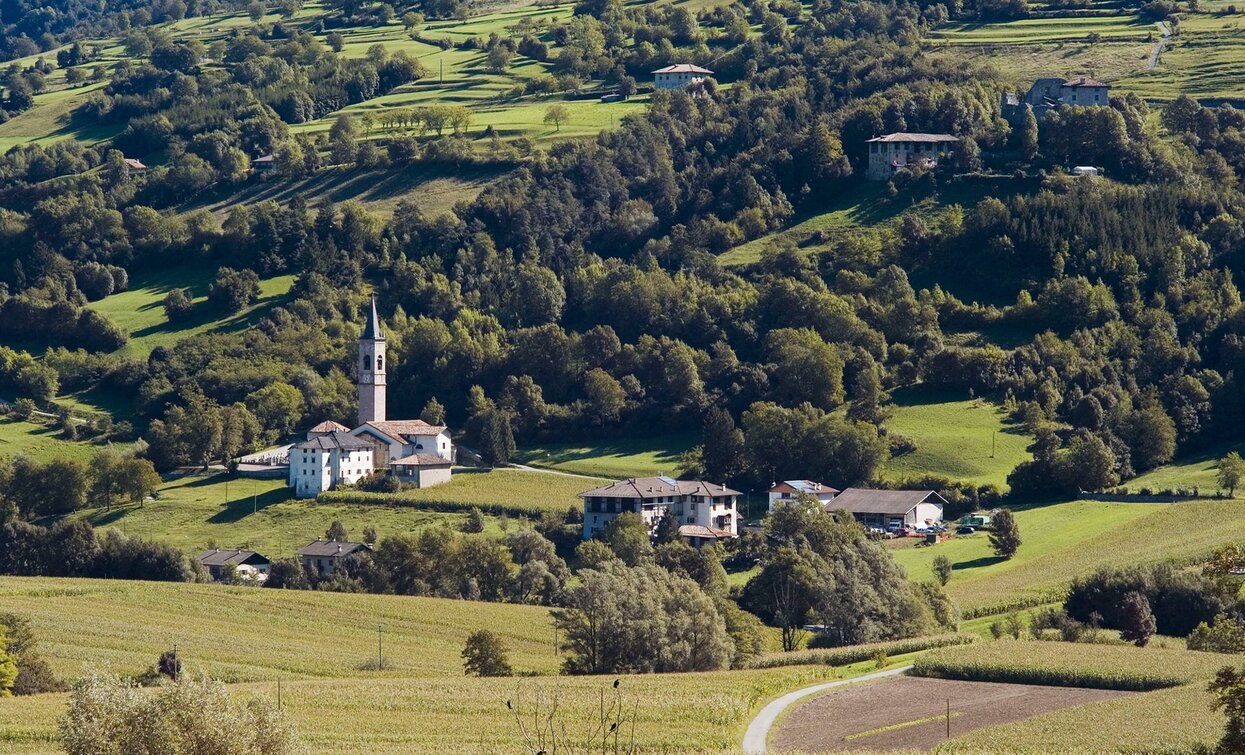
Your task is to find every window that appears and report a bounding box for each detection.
[377,354,383,371]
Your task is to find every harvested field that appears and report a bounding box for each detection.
[771,676,1130,753]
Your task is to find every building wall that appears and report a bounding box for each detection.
[582,494,738,538]
[866,141,953,180]
[416,466,452,488]
[1061,85,1107,106]
[290,448,332,498]
[654,72,704,90]
[768,491,835,511]
[914,502,944,525]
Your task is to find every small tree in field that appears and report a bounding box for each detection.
[989,509,1021,559]
[544,104,570,132]
[462,630,513,677]
[1119,591,1156,647]
[1220,452,1245,497]
[1209,666,1245,753]
[932,555,953,586]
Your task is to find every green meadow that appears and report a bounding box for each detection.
[516,433,697,479]
[891,497,1245,612]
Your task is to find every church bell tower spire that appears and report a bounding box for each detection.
[358,297,386,425]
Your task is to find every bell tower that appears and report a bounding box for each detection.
[358,297,386,425]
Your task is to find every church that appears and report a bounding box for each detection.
[288,298,454,498]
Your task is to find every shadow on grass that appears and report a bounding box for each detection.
[517,433,696,470]
[129,287,291,342]
[207,488,293,524]
[953,554,1007,571]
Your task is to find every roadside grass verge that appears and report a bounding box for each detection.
[913,640,1223,691]
[746,634,976,670]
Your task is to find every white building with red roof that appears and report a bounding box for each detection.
[579,476,740,545]
[767,480,839,511]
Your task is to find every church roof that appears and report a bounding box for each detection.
[357,420,449,443]
[362,296,384,340]
[292,431,373,451]
[309,420,350,434]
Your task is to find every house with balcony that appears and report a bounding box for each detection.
[580,476,740,545]
[768,480,839,511]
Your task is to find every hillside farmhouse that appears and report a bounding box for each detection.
[768,480,838,511]
[652,63,713,90]
[828,488,946,530]
[298,538,371,577]
[580,476,739,544]
[195,548,270,582]
[866,133,957,180]
[1002,76,1110,123]
[289,298,454,498]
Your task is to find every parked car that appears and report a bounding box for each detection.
[890,527,911,537]
[956,525,976,535]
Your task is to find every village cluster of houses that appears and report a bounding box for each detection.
[195,538,371,584]
[578,476,947,545]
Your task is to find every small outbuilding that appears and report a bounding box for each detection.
[195,548,271,582]
[826,488,946,530]
[390,452,452,488]
[123,158,147,172]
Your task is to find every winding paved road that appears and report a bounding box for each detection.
[1149,21,1171,70]
[741,665,914,754]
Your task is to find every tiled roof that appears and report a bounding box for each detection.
[579,476,741,499]
[653,63,713,74]
[195,549,269,567]
[769,480,839,495]
[1064,76,1107,88]
[309,420,351,434]
[391,453,451,466]
[292,431,373,451]
[359,420,448,442]
[827,488,947,516]
[678,524,735,539]
[297,539,371,558]
[867,133,959,143]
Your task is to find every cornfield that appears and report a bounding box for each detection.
[747,634,976,669]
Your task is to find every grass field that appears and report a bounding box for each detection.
[0,416,101,462]
[891,498,1245,612]
[1128,441,1245,493]
[64,468,591,554]
[516,434,697,479]
[880,392,1033,488]
[85,267,297,357]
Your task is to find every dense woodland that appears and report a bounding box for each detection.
[2,0,1245,504]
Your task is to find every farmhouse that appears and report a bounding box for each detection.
[298,538,371,576]
[291,298,455,497]
[195,549,271,582]
[580,476,740,543]
[866,133,957,180]
[1002,76,1110,123]
[827,488,946,530]
[123,157,147,172]
[768,480,838,511]
[652,63,713,90]
[288,431,374,498]
[253,154,276,176]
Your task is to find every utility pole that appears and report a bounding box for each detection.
[278,678,282,710]
[253,491,257,515]
[991,431,996,459]
[378,624,384,668]
[946,698,951,739]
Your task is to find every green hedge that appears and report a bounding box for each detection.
[746,634,976,670]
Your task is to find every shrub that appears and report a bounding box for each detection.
[746,634,975,669]
[1188,617,1245,654]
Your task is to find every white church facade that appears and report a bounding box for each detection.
[288,298,455,498]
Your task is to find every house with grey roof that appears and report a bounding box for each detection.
[827,488,946,531]
[866,133,958,180]
[1002,76,1110,124]
[195,548,271,582]
[579,476,740,544]
[297,538,371,576]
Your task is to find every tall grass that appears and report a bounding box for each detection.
[746,634,976,669]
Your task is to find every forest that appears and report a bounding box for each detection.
[0,0,1242,511]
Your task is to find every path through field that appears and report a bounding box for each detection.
[1149,21,1171,70]
[769,676,1130,753]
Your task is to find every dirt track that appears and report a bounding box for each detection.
[771,676,1130,753]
